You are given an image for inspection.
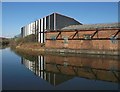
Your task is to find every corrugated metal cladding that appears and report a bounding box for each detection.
[21,13,82,43]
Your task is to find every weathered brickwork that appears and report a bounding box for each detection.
[45,29,120,51]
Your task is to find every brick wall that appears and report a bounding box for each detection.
[45,29,120,51]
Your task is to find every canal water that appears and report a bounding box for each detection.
[2,48,120,90]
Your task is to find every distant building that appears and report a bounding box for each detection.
[21,13,82,43]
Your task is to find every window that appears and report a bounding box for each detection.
[50,35,56,40]
[110,35,118,44]
[83,34,91,40]
[63,37,68,43]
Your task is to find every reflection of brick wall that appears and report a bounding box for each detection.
[45,55,119,70]
[45,55,119,82]
[45,29,119,50]
[46,63,119,82]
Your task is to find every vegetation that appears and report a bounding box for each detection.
[10,34,45,51]
[11,34,37,45]
[0,37,10,48]
[10,34,44,48]
[11,47,38,61]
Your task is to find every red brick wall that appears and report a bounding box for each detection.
[45,29,120,50]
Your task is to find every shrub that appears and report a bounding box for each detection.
[14,34,37,45]
[24,34,36,43]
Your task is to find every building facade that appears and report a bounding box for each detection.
[21,13,82,43]
[45,23,120,52]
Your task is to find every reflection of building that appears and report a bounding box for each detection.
[21,56,46,79]
[21,56,73,86]
[21,54,120,86]
[21,58,34,71]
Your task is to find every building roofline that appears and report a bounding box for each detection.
[21,12,82,28]
[62,22,120,31]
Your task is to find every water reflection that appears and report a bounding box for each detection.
[21,54,120,86]
[0,46,9,49]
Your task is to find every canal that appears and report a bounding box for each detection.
[2,47,120,90]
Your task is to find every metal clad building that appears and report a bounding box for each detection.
[21,13,82,43]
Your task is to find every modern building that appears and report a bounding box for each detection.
[21,22,36,38]
[21,13,82,43]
